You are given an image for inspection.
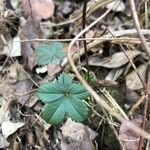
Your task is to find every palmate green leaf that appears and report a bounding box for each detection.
[68,83,89,99]
[37,73,89,124]
[42,98,66,124]
[37,82,64,102]
[35,42,66,65]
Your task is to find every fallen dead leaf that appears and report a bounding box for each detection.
[0,134,9,148]
[88,50,141,68]
[126,63,148,90]
[60,118,97,150]
[0,78,16,124]
[105,67,125,81]
[20,17,43,70]
[47,63,61,77]
[119,115,143,150]
[16,79,37,107]
[3,35,21,57]
[2,121,25,138]
[106,0,125,12]
[0,99,11,124]
[21,0,55,20]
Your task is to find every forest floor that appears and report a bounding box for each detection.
[0,0,150,150]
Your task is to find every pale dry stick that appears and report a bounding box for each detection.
[15,89,36,96]
[146,140,150,150]
[112,38,150,45]
[128,95,145,117]
[129,1,150,148]
[49,17,80,27]
[129,0,150,58]
[67,7,150,141]
[144,0,148,29]
[19,36,149,43]
[100,88,129,120]
[85,101,119,126]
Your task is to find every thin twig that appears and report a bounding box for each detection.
[128,95,145,117]
[138,62,150,150]
[82,0,89,81]
[144,0,148,29]
[120,44,147,92]
[19,30,150,42]
[129,0,150,58]
[129,1,150,148]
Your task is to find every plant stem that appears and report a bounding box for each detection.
[82,0,90,82]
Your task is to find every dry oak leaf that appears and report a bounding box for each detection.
[22,0,55,20]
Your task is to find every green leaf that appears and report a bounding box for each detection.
[57,72,73,86]
[68,83,89,99]
[66,96,88,122]
[42,98,66,124]
[37,73,89,124]
[35,42,66,65]
[37,82,64,102]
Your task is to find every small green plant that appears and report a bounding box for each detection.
[37,73,89,124]
[35,42,66,65]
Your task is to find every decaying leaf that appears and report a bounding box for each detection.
[47,63,61,77]
[0,99,11,125]
[16,79,37,107]
[126,63,148,90]
[0,134,9,148]
[3,35,21,57]
[36,64,61,79]
[88,50,140,68]
[1,64,37,107]
[0,75,16,124]
[20,18,43,70]
[106,0,125,12]
[60,118,98,150]
[2,121,25,138]
[105,67,125,81]
[119,115,143,150]
[21,0,55,20]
